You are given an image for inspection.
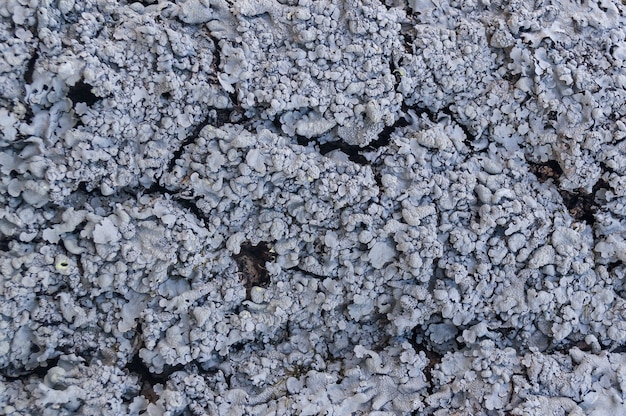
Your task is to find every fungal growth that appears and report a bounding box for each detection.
[2,0,626,414]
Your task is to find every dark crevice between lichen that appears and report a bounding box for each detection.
[559,181,607,226]
[208,34,221,74]
[1,357,61,381]
[145,181,208,226]
[390,51,401,88]
[124,352,184,403]
[316,109,411,166]
[22,50,37,124]
[172,196,207,224]
[293,265,326,279]
[24,50,37,84]
[502,71,521,85]
[611,343,626,354]
[400,22,416,54]
[67,80,101,107]
[207,33,245,120]
[607,261,623,273]
[129,0,156,5]
[528,159,609,226]
[76,180,108,198]
[166,115,212,173]
[528,159,563,183]
[440,104,477,147]
[318,140,369,164]
[233,242,273,300]
[409,330,443,398]
[162,108,231,172]
[0,239,10,251]
[165,106,238,172]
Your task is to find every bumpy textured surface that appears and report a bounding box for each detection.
[1,0,626,414]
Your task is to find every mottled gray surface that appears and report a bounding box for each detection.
[1,0,626,414]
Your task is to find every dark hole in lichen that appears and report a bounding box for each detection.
[502,72,521,84]
[213,108,232,126]
[528,159,563,183]
[234,242,272,299]
[67,80,100,107]
[160,91,172,101]
[607,261,622,272]
[559,178,608,226]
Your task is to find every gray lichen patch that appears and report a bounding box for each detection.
[1,0,626,414]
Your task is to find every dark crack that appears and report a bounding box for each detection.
[146,181,208,226]
[124,352,184,403]
[24,51,37,84]
[316,110,411,165]
[166,114,212,172]
[528,160,608,226]
[2,357,60,380]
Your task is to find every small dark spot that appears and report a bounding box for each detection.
[214,108,232,126]
[296,134,312,146]
[67,81,100,107]
[503,72,521,84]
[160,91,172,101]
[24,104,34,124]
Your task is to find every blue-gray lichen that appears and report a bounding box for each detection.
[1,0,626,414]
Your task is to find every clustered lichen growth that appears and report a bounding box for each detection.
[1,0,626,415]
